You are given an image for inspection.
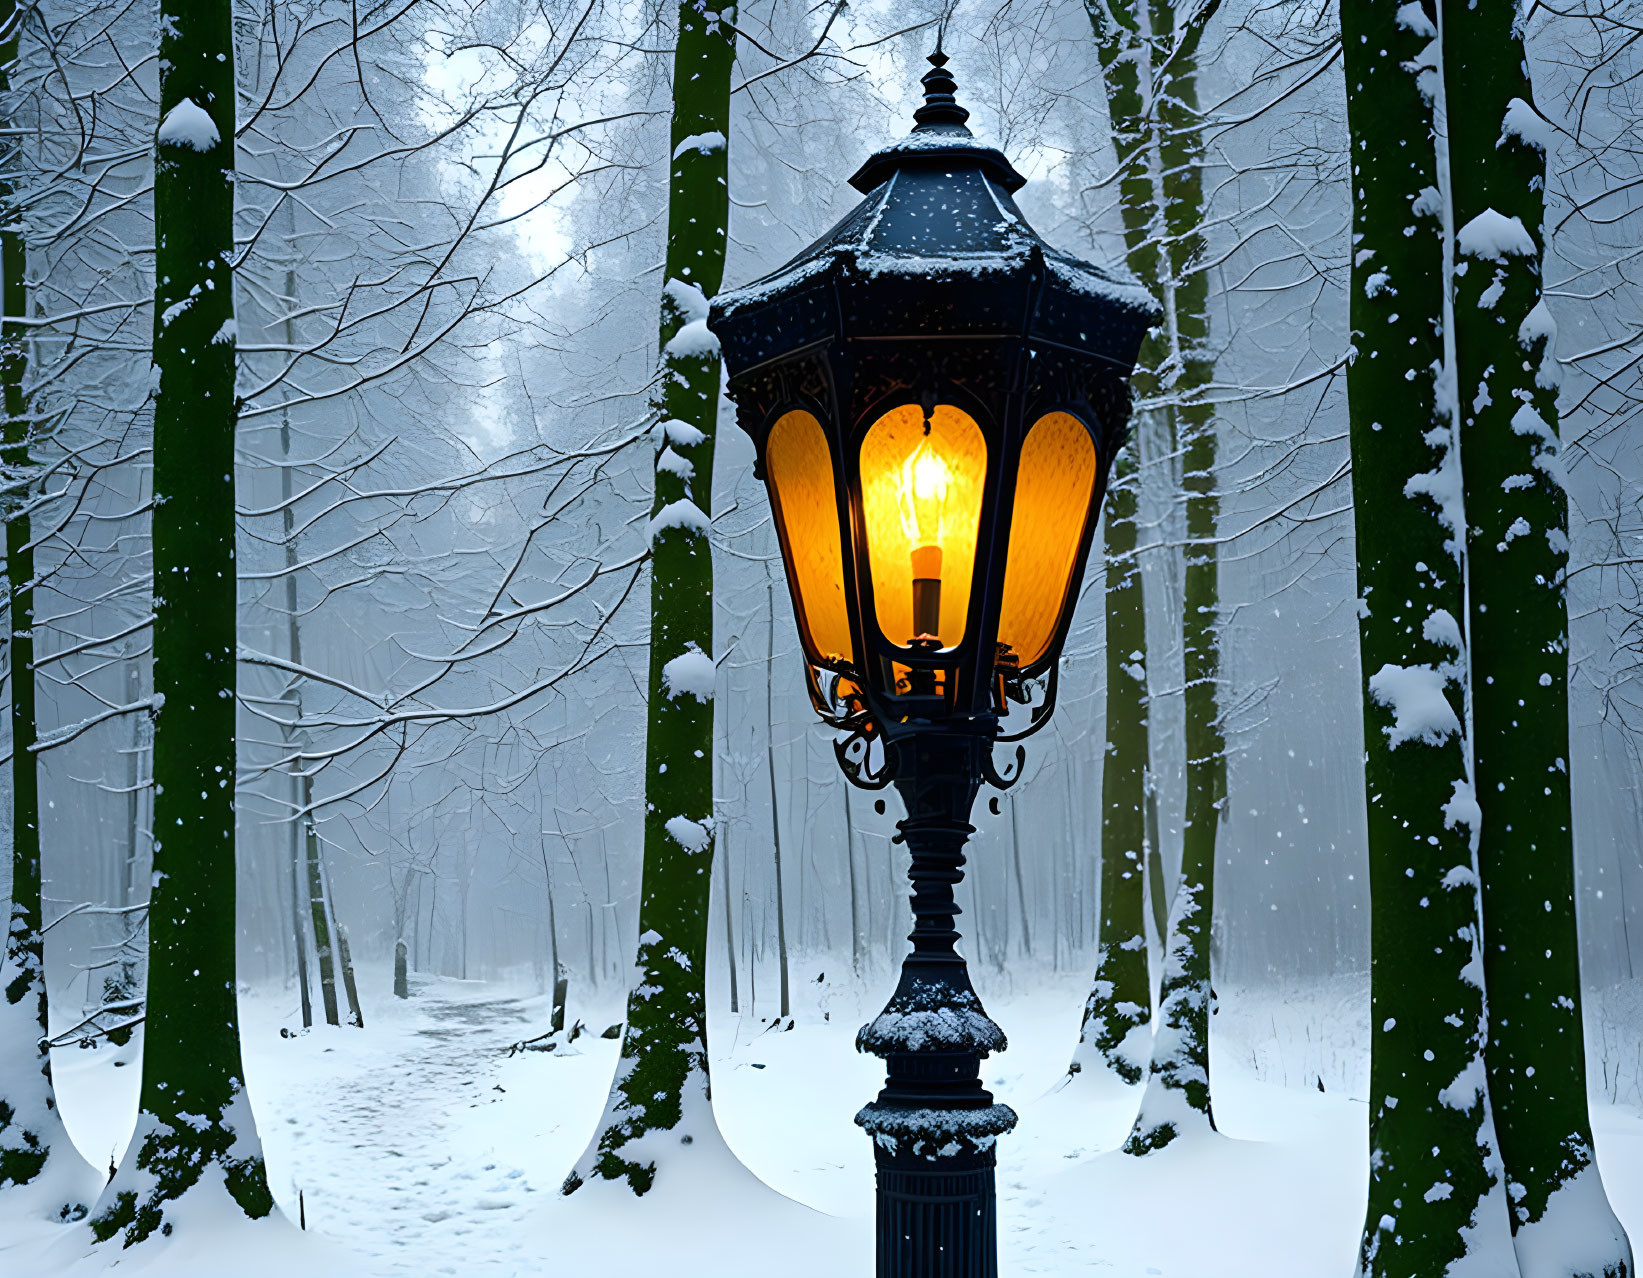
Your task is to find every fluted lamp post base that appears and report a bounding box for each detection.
[857,730,1017,1278]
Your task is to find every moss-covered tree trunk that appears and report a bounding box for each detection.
[1341,4,1510,1272]
[91,0,274,1243]
[1088,0,1222,1153]
[0,0,93,1213]
[1441,2,1632,1271]
[1075,0,1163,1088]
[1073,447,1151,1083]
[1142,0,1223,1153]
[563,0,734,1196]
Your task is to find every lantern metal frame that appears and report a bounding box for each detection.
[708,49,1157,1278]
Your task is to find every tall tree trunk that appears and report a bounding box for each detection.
[720,824,738,1013]
[92,0,273,1240]
[121,661,145,911]
[458,848,471,981]
[1341,4,1509,1273]
[1442,3,1632,1270]
[0,0,92,1209]
[274,219,348,1030]
[1144,777,1167,941]
[290,826,312,1027]
[410,871,422,973]
[336,929,364,1030]
[428,874,438,974]
[393,938,408,1002]
[1073,447,1151,1084]
[306,818,340,1026]
[766,581,791,1019]
[546,851,566,1029]
[562,0,735,1195]
[1085,0,1169,1089]
[1091,0,1222,1153]
[276,219,312,1028]
[318,853,363,1028]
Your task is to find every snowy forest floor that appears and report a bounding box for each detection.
[6,966,1642,1276]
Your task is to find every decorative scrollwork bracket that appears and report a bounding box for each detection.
[980,741,1027,791]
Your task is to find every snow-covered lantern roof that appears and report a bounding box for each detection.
[709,52,1159,773]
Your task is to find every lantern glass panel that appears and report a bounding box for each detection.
[859,403,987,649]
[997,411,1098,667]
[766,408,854,665]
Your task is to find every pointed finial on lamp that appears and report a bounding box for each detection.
[912,41,971,132]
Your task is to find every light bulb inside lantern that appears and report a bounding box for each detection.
[897,434,951,641]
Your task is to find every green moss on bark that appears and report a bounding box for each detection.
[564,0,735,1196]
[1441,2,1632,1270]
[1074,449,1151,1084]
[1088,0,1222,1147]
[1342,4,1507,1272]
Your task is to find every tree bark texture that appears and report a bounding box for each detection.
[277,251,313,1029]
[1073,448,1151,1084]
[0,0,86,1205]
[1441,2,1632,1271]
[1089,0,1223,1149]
[1157,0,1223,1152]
[564,0,735,1196]
[1341,4,1507,1273]
[306,819,340,1026]
[92,0,273,1242]
[766,580,791,1020]
[1078,0,1162,1089]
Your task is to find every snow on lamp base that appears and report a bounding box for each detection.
[854,730,1018,1277]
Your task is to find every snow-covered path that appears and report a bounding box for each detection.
[255,991,561,1274]
[44,974,629,1275]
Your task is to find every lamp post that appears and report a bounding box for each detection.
[707,51,1157,1278]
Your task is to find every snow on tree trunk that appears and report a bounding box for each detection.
[90,0,274,1243]
[0,0,93,1213]
[1073,448,1151,1085]
[1341,4,1512,1273]
[1075,0,1165,1092]
[0,4,101,1217]
[1091,0,1222,1151]
[1161,0,1223,1153]
[562,0,735,1197]
[1441,3,1633,1272]
[1122,869,1211,1154]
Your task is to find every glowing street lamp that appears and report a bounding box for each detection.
[708,49,1157,1278]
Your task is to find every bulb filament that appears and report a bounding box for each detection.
[898,434,951,641]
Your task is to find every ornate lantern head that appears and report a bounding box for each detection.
[708,53,1159,782]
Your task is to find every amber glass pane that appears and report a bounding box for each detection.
[766,410,854,665]
[998,411,1098,667]
[859,404,986,648]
